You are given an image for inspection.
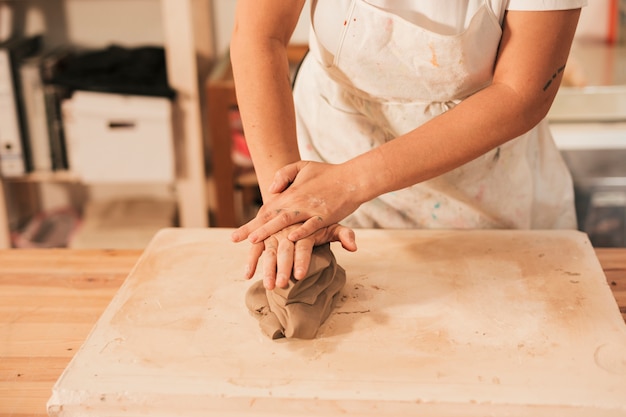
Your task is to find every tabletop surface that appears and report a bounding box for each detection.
[0,241,624,417]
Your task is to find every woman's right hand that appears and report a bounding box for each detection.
[233,160,369,246]
[244,223,357,290]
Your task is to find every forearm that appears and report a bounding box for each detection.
[230,2,304,201]
[349,82,550,203]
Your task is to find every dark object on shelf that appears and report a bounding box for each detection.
[562,148,626,248]
[12,206,80,248]
[583,190,626,248]
[20,46,73,171]
[0,34,42,176]
[51,45,176,98]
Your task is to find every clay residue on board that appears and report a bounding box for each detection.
[109,240,220,332]
[397,231,605,352]
[594,343,626,375]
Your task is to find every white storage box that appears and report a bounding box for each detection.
[62,91,175,183]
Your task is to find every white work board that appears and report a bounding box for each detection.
[48,228,626,416]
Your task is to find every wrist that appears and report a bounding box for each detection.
[342,149,390,205]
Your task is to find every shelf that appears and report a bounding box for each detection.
[3,170,81,183]
[0,0,214,248]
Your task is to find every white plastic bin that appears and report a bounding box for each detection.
[62,91,175,183]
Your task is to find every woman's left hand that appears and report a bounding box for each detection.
[245,222,357,290]
[233,161,366,245]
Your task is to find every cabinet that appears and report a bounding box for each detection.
[0,0,213,248]
[206,44,308,227]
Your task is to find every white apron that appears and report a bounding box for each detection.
[294,0,577,229]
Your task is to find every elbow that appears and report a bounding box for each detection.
[230,23,288,67]
[536,87,563,123]
[522,99,553,130]
[527,91,559,129]
[500,82,560,135]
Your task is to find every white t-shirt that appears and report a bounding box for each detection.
[313,0,588,54]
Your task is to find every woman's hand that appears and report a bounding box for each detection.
[232,161,367,245]
[245,222,357,290]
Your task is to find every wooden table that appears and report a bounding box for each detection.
[1,247,624,417]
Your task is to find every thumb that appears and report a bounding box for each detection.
[268,161,305,194]
[333,225,357,252]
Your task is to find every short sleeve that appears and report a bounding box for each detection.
[507,0,587,11]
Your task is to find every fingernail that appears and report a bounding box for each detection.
[244,265,251,278]
[294,267,305,279]
[277,274,289,288]
[231,231,240,241]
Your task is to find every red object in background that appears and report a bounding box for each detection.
[228,107,254,168]
[608,0,619,43]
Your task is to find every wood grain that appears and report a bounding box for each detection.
[0,245,624,417]
[0,249,141,417]
[596,248,626,322]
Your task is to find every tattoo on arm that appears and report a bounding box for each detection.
[543,64,566,91]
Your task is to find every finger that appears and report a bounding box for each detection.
[244,242,264,279]
[231,207,276,242]
[275,238,295,289]
[268,162,303,194]
[293,238,315,280]
[286,215,327,242]
[231,224,250,243]
[336,226,357,252]
[262,237,278,290]
[249,210,308,243]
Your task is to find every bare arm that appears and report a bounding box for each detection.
[230,0,306,201]
[233,9,582,243]
[230,1,357,289]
